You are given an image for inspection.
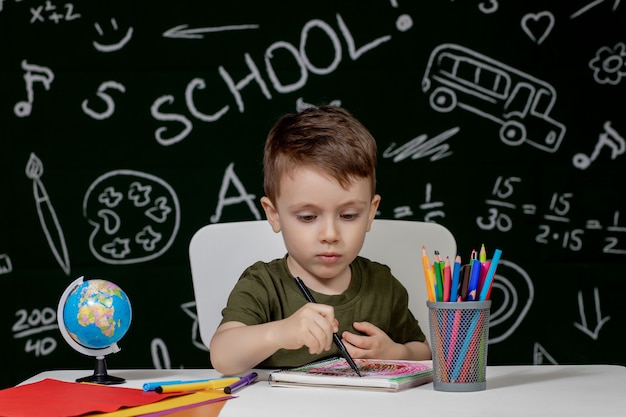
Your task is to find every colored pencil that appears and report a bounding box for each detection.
[421,246,436,302]
[450,254,462,302]
[466,259,482,301]
[478,249,502,301]
[443,256,452,302]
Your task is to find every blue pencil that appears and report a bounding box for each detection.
[478,249,502,301]
[465,259,482,301]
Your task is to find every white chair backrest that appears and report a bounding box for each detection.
[189,219,456,349]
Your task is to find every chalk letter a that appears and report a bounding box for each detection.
[211,163,261,222]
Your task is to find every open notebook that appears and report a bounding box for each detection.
[269,357,433,392]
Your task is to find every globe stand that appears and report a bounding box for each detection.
[76,355,126,385]
[57,276,132,386]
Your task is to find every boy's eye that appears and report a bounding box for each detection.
[341,213,359,220]
[297,214,316,222]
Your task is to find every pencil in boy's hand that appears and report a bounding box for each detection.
[294,277,362,377]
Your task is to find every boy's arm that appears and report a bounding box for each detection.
[209,303,339,375]
[398,340,432,361]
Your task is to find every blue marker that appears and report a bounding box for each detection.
[143,378,214,391]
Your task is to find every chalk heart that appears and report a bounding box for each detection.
[521,11,555,45]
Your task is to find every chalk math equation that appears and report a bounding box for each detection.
[385,175,626,256]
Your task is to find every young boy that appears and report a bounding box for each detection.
[209,105,431,375]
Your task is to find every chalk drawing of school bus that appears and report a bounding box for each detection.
[422,43,566,153]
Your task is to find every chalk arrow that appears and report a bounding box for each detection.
[163,24,259,39]
[573,287,611,340]
[533,343,558,365]
[571,0,621,19]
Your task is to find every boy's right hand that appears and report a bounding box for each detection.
[281,303,338,354]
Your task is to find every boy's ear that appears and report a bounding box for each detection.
[261,196,281,233]
[366,194,381,232]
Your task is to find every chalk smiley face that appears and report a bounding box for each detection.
[83,170,180,264]
[93,18,134,53]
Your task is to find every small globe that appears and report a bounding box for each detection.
[61,278,132,349]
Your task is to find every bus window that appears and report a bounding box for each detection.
[476,67,507,96]
[438,53,456,74]
[532,89,553,116]
[456,59,478,83]
[504,83,534,119]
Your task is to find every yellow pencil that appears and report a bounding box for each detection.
[421,246,436,302]
[155,377,240,393]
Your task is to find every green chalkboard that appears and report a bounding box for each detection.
[1,0,625,389]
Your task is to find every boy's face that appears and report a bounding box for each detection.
[261,166,380,292]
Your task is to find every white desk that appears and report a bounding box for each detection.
[21,365,626,417]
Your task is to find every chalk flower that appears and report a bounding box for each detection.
[589,42,626,85]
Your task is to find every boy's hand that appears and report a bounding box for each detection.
[341,321,397,359]
[281,303,338,354]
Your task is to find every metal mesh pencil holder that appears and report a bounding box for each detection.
[427,300,491,392]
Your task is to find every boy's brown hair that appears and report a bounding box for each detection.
[263,105,378,203]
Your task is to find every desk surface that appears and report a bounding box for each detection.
[21,365,626,417]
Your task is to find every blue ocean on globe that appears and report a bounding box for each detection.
[63,279,132,349]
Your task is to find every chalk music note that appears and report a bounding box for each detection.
[0,253,13,275]
[14,60,55,118]
[25,153,70,275]
[572,121,625,170]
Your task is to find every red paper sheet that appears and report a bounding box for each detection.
[0,378,187,417]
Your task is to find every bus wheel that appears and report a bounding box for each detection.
[429,87,456,113]
[499,121,526,146]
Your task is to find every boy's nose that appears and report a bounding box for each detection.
[319,218,339,243]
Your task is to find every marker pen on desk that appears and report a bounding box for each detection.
[224,372,258,394]
[143,378,213,391]
[155,377,240,393]
[295,276,362,377]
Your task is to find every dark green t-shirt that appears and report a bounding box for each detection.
[218,255,426,369]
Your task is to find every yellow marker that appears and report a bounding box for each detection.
[155,377,240,393]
